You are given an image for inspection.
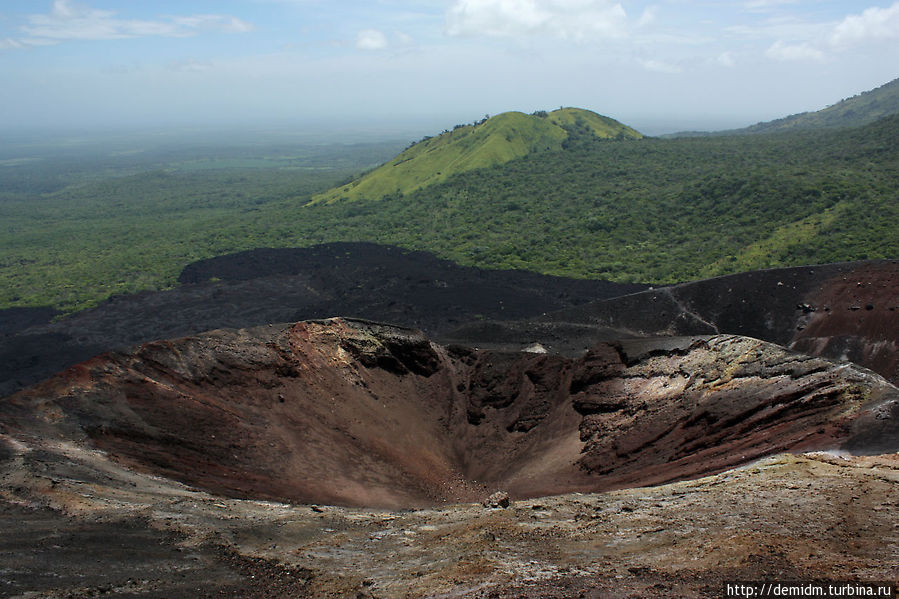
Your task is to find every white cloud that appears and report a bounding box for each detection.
[356,28,388,50]
[636,6,657,28]
[717,51,735,67]
[170,15,255,34]
[638,58,681,74]
[395,31,415,45]
[0,38,25,50]
[445,0,627,41]
[0,36,59,51]
[17,0,253,42]
[760,0,899,62]
[765,40,824,62]
[743,0,799,9]
[725,19,830,44]
[760,2,899,64]
[830,2,899,47]
[167,59,215,73]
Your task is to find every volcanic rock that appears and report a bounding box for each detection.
[0,243,646,398]
[482,491,511,509]
[3,318,895,509]
[445,259,899,384]
[2,317,898,598]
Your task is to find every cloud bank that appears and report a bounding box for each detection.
[445,0,627,40]
[766,1,899,62]
[831,2,899,47]
[9,0,251,47]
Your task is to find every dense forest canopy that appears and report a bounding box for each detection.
[1,113,897,313]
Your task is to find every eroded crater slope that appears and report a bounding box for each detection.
[3,318,896,509]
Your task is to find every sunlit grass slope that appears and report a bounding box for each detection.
[308,108,642,205]
[545,108,643,139]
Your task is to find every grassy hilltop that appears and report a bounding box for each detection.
[309,108,642,204]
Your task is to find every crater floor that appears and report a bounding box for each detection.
[1,318,897,597]
[1,437,897,598]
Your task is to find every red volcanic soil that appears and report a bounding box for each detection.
[3,318,896,509]
[791,261,898,381]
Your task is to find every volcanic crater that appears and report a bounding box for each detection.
[2,251,899,597]
[4,317,896,510]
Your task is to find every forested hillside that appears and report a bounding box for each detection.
[674,76,899,137]
[1,114,896,312]
[301,114,898,282]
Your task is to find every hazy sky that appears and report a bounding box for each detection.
[1,0,898,135]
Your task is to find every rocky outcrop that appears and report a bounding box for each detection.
[482,491,511,508]
[3,318,895,509]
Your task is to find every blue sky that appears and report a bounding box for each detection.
[1,0,898,135]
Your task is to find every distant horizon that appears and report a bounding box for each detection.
[2,1,898,137]
[0,93,876,143]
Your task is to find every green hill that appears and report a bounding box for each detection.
[740,77,899,134]
[308,108,642,204]
[674,77,899,137]
[2,110,896,313]
[295,113,898,282]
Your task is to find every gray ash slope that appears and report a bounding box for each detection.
[0,242,646,397]
[445,259,899,385]
[3,243,896,398]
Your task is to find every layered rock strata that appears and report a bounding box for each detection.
[3,318,895,508]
